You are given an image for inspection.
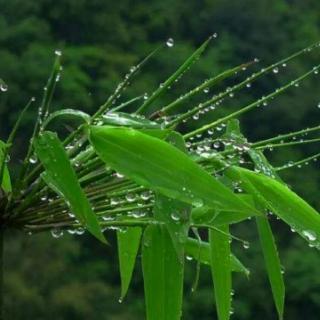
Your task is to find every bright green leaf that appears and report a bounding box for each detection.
[34,131,106,244]
[209,225,232,320]
[142,224,184,320]
[89,126,256,215]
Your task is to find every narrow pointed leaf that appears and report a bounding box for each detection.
[89,126,256,214]
[117,227,142,300]
[142,224,184,320]
[256,216,285,319]
[209,225,232,320]
[185,238,249,276]
[228,166,320,249]
[247,147,285,319]
[0,141,11,193]
[34,131,106,243]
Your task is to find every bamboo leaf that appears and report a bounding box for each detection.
[117,227,142,301]
[100,112,161,128]
[256,216,285,319]
[154,194,190,262]
[228,166,320,249]
[142,224,184,320]
[34,131,106,244]
[226,118,285,318]
[209,225,232,320]
[191,194,257,226]
[0,141,11,193]
[42,109,90,129]
[89,126,256,214]
[185,238,249,276]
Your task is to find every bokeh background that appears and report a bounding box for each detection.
[1,0,320,319]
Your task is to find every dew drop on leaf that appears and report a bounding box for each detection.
[166,38,174,47]
[302,230,316,241]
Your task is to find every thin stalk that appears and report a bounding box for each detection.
[184,65,320,139]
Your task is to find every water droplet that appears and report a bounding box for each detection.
[243,241,250,249]
[317,103,320,109]
[0,82,8,92]
[143,93,149,100]
[141,191,151,201]
[186,255,193,261]
[54,49,62,56]
[29,154,37,164]
[125,193,136,203]
[272,67,279,74]
[302,230,316,241]
[166,38,174,47]
[51,228,63,238]
[75,227,85,235]
[203,87,209,93]
[171,212,180,222]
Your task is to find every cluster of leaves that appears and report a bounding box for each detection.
[1,38,320,320]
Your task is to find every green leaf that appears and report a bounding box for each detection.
[209,225,232,320]
[100,112,161,128]
[229,166,320,249]
[142,224,184,320]
[247,146,285,319]
[42,109,90,129]
[137,37,212,114]
[34,131,106,244]
[191,194,257,226]
[224,118,285,318]
[117,227,142,300]
[185,238,250,276]
[256,216,285,319]
[0,141,11,193]
[154,194,190,262]
[89,126,255,214]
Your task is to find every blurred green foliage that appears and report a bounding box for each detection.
[1,0,320,319]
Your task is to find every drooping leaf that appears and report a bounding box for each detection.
[185,238,250,276]
[34,131,106,243]
[256,216,285,319]
[89,126,256,214]
[117,227,142,300]
[246,145,285,319]
[228,166,320,249]
[142,224,184,320]
[209,225,232,320]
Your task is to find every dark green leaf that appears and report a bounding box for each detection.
[34,131,106,244]
[117,227,142,300]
